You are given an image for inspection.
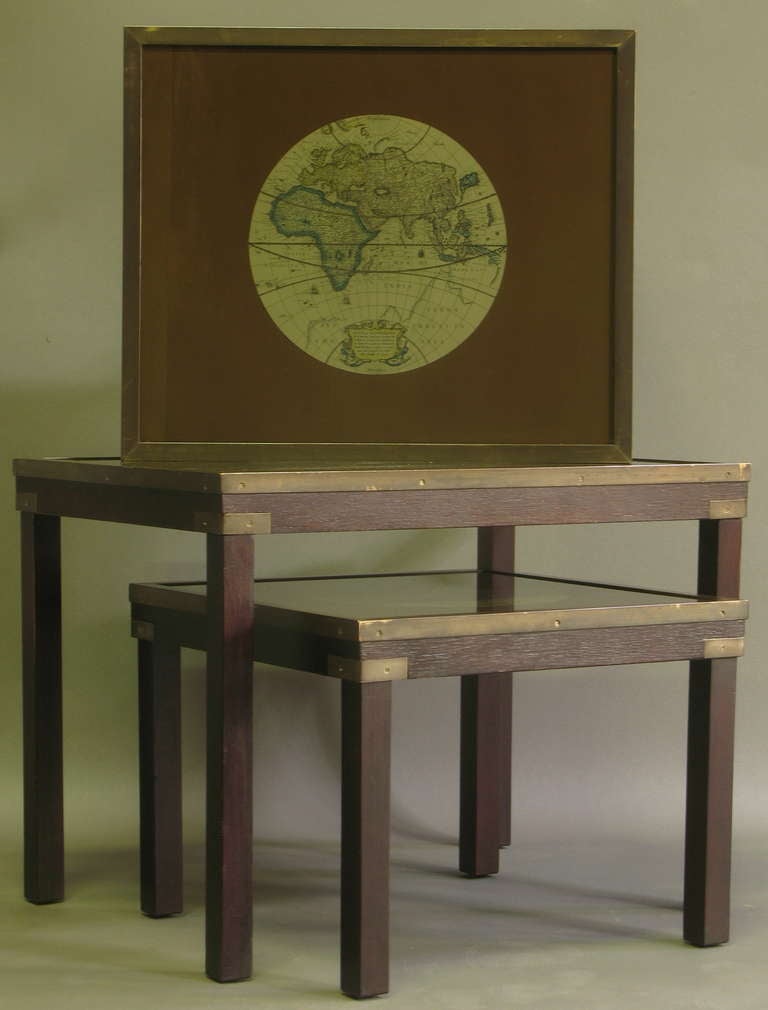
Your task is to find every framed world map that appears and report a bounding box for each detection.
[249,114,507,375]
[123,28,634,468]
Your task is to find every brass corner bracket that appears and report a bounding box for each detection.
[708,499,747,520]
[327,655,408,683]
[193,512,272,534]
[703,637,745,659]
[131,619,155,641]
[16,492,38,513]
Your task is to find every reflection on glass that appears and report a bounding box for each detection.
[226,572,698,621]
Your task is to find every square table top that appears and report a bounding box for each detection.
[13,455,751,495]
[130,571,748,644]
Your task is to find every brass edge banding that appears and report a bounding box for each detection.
[13,458,750,493]
[357,600,748,642]
[127,28,634,49]
[16,492,38,512]
[132,620,155,641]
[708,499,747,520]
[193,512,272,534]
[194,461,751,493]
[327,655,408,683]
[703,637,745,659]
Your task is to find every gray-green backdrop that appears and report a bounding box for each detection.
[1,3,766,1008]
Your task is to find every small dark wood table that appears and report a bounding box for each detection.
[131,568,748,997]
[14,456,749,993]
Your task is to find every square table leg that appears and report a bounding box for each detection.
[341,680,391,999]
[459,673,503,877]
[684,517,741,946]
[684,657,737,946]
[205,533,255,982]
[497,671,513,848]
[21,512,64,904]
[478,526,515,849]
[138,634,183,917]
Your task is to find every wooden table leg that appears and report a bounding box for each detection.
[21,512,64,904]
[477,526,514,849]
[684,517,741,946]
[497,672,513,848]
[684,657,737,946]
[341,681,391,999]
[206,534,255,982]
[460,673,503,877]
[138,634,183,917]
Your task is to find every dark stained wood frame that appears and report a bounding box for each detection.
[138,634,182,917]
[21,513,63,905]
[127,558,746,994]
[341,681,391,997]
[14,475,748,534]
[684,518,742,946]
[15,457,749,996]
[122,27,634,469]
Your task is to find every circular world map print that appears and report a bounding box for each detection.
[249,115,507,375]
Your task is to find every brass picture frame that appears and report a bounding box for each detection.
[123,28,634,469]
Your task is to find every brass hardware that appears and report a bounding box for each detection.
[128,576,748,644]
[124,441,632,470]
[327,655,408,683]
[193,512,272,534]
[125,27,635,48]
[125,13,635,472]
[15,492,38,512]
[357,599,748,642]
[131,620,155,641]
[14,457,751,495]
[708,499,747,520]
[703,637,745,659]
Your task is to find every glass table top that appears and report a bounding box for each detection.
[247,572,696,620]
[146,571,745,642]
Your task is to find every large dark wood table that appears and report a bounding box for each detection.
[14,456,749,990]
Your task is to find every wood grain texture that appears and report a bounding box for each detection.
[477,525,516,572]
[133,602,744,682]
[21,513,64,904]
[13,456,751,493]
[122,29,142,457]
[225,482,747,533]
[460,674,503,876]
[341,681,391,998]
[138,637,183,917]
[613,31,635,456]
[684,658,737,946]
[697,518,742,599]
[477,527,515,848]
[359,621,745,677]
[205,535,255,982]
[496,673,513,848]
[684,518,742,946]
[16,478,220,532]
[16,475,748,535]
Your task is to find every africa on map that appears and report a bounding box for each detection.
[249,115,507,375]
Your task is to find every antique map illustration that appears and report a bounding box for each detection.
[249,115,507,374]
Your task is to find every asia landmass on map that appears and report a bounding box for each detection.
[268,142,492,293]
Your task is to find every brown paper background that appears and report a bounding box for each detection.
[138,46,616,446]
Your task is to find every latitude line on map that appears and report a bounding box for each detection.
[250,241,508,249]
[258,189,501,220]
[259,273,331,297]
[402,125,432,154]
[369,271,497,299]
[251,244,505,276]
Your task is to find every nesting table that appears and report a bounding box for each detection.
[15,456,749,996]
